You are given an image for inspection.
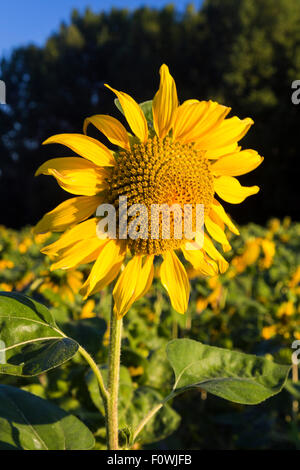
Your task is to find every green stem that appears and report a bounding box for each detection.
[132,391,177,444]
[107,300,123,450]
[78,345,108,404]
[133,402,164,443]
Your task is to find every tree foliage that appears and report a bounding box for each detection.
[0,0,299,228]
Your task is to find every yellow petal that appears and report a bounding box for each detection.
[172,100,210,142]
[203,235,229,274]
[182,244,205,268]
[41,218,98,256]
[35,157,97,176]
[113,256,141,318]
[152,64,178,139]
[134,255,155,302]
[80,240,125,297]
[113,255,154,319]
[211,149,263,176]
[205,215,229,246]
[50,237,106,271]
[81,257,124,298]
[43,134,115,167]
[105,84,148,143]
[174,100,230,143]
[206,143,239,160]
[83,114,130,150]
[214,176,260,204]
[195,117,253,150]
[34,196,102,233]
[182,245,218,276]
[211,200,239,235]
[208,210,232,252]
[48,167,109,196]
[160,250,190,314]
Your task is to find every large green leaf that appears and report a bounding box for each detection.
[60,317,106,356]
[0,292,79,376]
[129,387,180,445]
[166,339,291,405]
[0,385,95,450]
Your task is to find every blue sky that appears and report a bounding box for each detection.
[0,0,202,56]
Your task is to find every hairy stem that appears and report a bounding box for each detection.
[107,299,123,450]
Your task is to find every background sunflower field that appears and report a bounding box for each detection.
[1,217,300,449]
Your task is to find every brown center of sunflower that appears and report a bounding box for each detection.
[106,136,214,255]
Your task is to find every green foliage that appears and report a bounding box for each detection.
[61,317,106,356]
[0,292,79,376]
[86,365,180,446]
[0,0,299,227]
[1,219,300,448]
[0,384,95,450]
[127,387,180,446]
[167,339,290,404]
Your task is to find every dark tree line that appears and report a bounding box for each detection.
[0,0,300,228]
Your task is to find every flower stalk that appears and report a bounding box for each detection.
[106,298,123,450]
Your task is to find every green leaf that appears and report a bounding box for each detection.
[86,365,133,419]
[0,292,79,376]
[0,385,95,450]
[166,339,291,405]
[60,317,106,356]
[146,344,174,392]
[139,100,153,124]
[129,387,180,445]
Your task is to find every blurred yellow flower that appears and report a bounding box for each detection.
[0,283,13,292]
[260,239,275,269]
[19,237,33,254]
[80,299,96,318]
[262,325,277,340]
[231,236,275,274]
[268,218,280,234]
[15,272,34,291]
[196,277,223,313]
[0,259,14,269]
[277,301,295,318]
[39,269,83,302]
[34,231,52,244]
[289,266,300,289]
[231,238,260,273]
[128,366,144,377]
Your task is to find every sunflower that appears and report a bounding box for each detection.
[35,64,262,318]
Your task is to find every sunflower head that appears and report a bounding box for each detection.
[35,64,263,318]
[106,136,213,256]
